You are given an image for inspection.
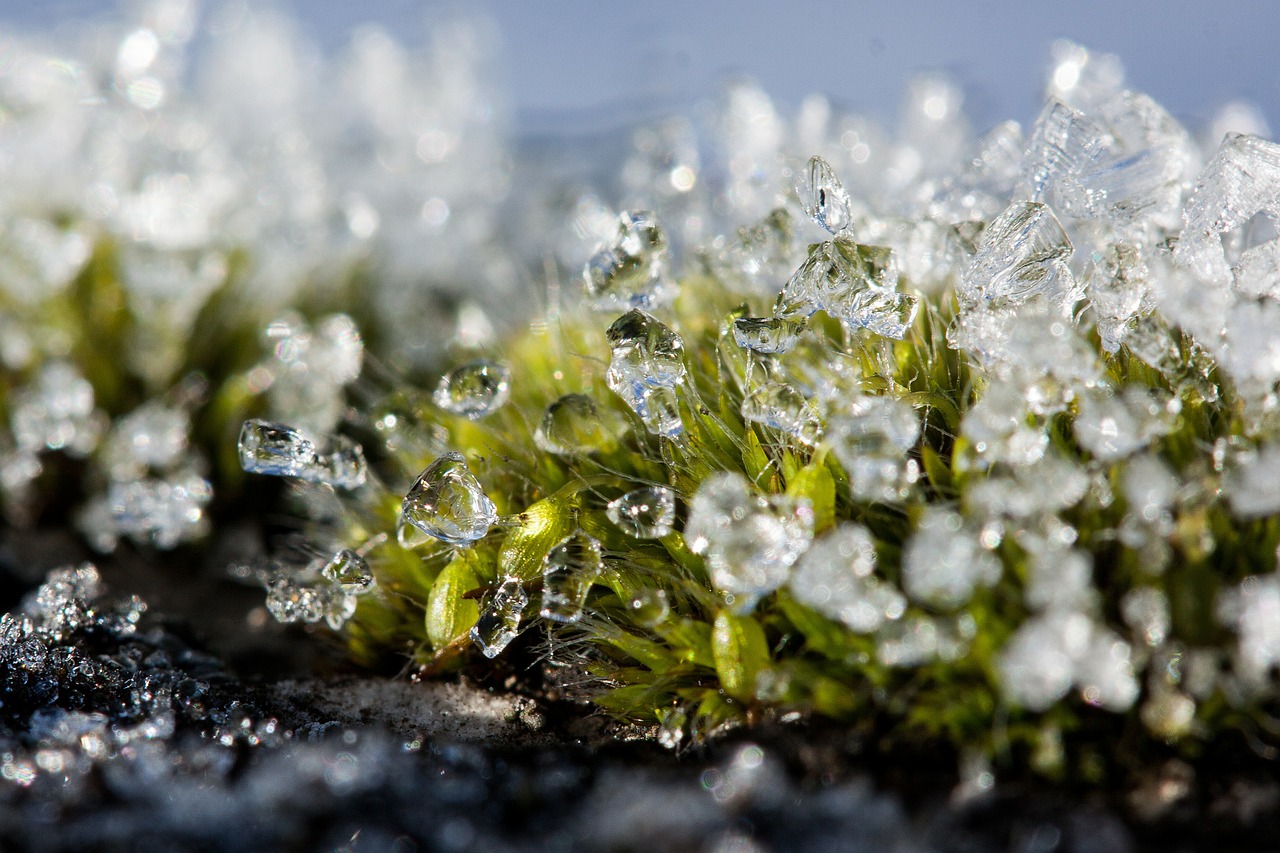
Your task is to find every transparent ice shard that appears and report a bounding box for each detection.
[1233,237,1280,299]
[958,201,1073,308]
[1083,243,1150,353]
[741,382,823,445]
[827,396,921,502]
[960,380,1048,466]
[685,472,814,606]
[1176,133,1280,285]
[265,578,325,624]
[604,309,686,436]
[1045,40,1125,110]
[402,452,497,545]
[433,361,511,420]
[540,530,603,623]
[606,485,676,538]
[321,584,358,631]
[1020,98,1111,204]
[1122,454,1178,522]
[470,576,528,658]
[534,394,621,456]
[902,507,1002,609]
[777,239,897,320]
[1225,444,1280,519]
[799,155,852,235]
[322,548,374,593]
[788,523,905,634]
[1121,586,1170,647]
[732,316,805,354]
[846,288,919,339]
[583,211,674,311]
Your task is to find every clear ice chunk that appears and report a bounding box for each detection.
[402,452,497,545]
[265,578,325,624]
[799,155,852,235]
[1233,238,1280,299]
[959,380,1048,466]
[777,239,897,320]
[741,382,823,445]
[1225,444,1280,519]
[788,523,905,633]
[237,420,317,478]
[958,201,1073,308]
[540,530,604,623]
[902,507,1002,609]
[1176,133,1280,285]
[433,361,511,420]
[732,316,805,354]
[583,211,674,311]
[470,576,528,658]
[1045,40,1124,110]
[1084,243,1150,353]
[1019,98,1111,204]
[846,288,919,339]
[827,396,921,502]
[100,402,189,479]
[238,419,367,489]
[684,472,814,605]
[534,394,620,456]
[604,309,686,436]
[322,548,375,593]
[606,485,677,538]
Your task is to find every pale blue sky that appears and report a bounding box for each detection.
[2,1,1277,134]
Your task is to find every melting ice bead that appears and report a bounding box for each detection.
[902,507,1002,609]
[606,485,676,538]
[402,452,497,546]
[470,576,528,658]
[799,155,852,235]
[788,523,905,634]
[685,472,814,605]
[827,396,921,502]
[741,382,823,445]
[627,588,671,627]
[583,211,674,311]
[312,435,368,490]
[732,316,805,354]
[958,202,1073,308]
[322,548,374,593]
[605,309,686,436]
[433,361,511,420]
[534,394,620,456]
[540,530,604,623]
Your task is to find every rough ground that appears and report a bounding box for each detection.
[0,529,1276,852]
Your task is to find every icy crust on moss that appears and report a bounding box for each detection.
[224,36,1280,764]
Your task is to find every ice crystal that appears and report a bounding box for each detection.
[788,524,905,633]
[238,420,367,489]
[534,394,621,456]
[741,383,823,445]
[433,361,511,420]
[471,577,528,658]
[402,452,497,546]
[799,156,852,235]
[827,396,921,502]
[732,316,805,354]
[584,211,674,311]
[902,508,1002,609]
[540,531,604,623]
[958,201,1073,308]
[607,486,677,539]
[605,310,687,436]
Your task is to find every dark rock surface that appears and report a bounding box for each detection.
[0,529,1274,852]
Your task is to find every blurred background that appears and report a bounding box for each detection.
[2,0,1277,136]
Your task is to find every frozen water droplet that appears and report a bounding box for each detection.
[800,155,852,234]
[101,402,189,479]
[741,382,823,445]
[732,316,805,354]
[534,394,619,456]
[1074,385,1176,461]
[540,530,604,623]
[1019,98,1111,204]
[605,310,686,436]
[106,471,212,549]
[828,397,921,502]
[959,202,1073,307]
[402,452,497,546]
[607,485,676,538]
[1225,444,1280,519]
[313,434,368,490]
[583,211,674,311]
[396,513,433,549]
[902,507,1002,609]
[433,361,511,420]
[777,239,897,320]
[1121,587,1170,647]
[789,523,905,634]
[470,577,528,658]
[685,472,814,604]
[628,588,670,627]
[322,548,374,593]
[1122,454,1177,521]
[322,585,358,630]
